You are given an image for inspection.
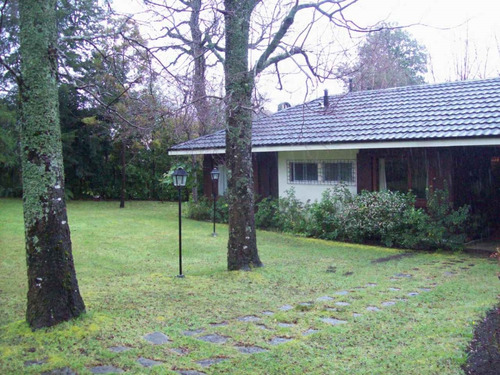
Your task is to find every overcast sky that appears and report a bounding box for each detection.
[113,0,500,110]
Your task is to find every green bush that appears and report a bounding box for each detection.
[186,196,229,223]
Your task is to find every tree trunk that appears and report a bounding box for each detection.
[120,139,126,208]
[19,0,85,329]
[224,0,262,271]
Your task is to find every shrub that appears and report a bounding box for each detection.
[187,196,229,223]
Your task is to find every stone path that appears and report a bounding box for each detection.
[24,256,472,374]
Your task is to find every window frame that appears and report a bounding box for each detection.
[287,160,356,185]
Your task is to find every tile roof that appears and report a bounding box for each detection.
[170,77,500,152]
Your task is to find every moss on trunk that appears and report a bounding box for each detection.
[19,0,85,329]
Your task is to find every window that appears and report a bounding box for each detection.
[379,156,428,198]
[287,160,356,185]
[289,162,318,182]
[323,162,354,183]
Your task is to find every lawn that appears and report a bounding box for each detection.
[0,198,498,374]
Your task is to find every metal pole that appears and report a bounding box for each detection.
[212,191,217,236]
[177,186,184,278]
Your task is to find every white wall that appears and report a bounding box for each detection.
[278,149,359,202]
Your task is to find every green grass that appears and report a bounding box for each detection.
[0,198,498,374]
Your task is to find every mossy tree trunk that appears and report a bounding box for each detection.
[19,0,85,329]
[224,0,263,271]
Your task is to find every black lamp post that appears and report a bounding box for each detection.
[210,167,220,237]
[172,167,188,278]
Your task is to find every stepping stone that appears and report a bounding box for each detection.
[326,307,337,312]
[209,321,228,327]
[366,283,377,287]
[269,337,293,345]
[381,301,396,307]
[279,304,293,311]
[299,302,313,307]
[353,313,363,317]
[444,271,456,276]
[90,366,124,374]
[237,315,261,322]
[335,290,349,296]
[321,318,347,326]
[261,311,274,316]
[394,273,413,278]
[408,292,419,297]
[177,371,206,375]
[198,334,229,344]
[235,345,268,354]
[388,287,400,291]
[256,324,269,330]
[108,346,131,353]
[278,322,295,328]
[183,328,205,336]
[41,368,77,375]
[171,348,189,355]
[317,296,334,301]
[143,331,170,345]
[302,329,319,336]
[366,306,380,312]
[24,358,48,367]
[389,278,399,281]
[196,358,227,367]
[334,302,350,307]
[396,298,408,302]
[419,288,432,292]
[137,357,163,368]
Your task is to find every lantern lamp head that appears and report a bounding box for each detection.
[210,167,220,181]
[172,167,188,187]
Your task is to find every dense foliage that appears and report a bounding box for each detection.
[190,187,470,251]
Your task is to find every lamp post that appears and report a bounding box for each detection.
[172,167,188,278]
[210,167,220,237]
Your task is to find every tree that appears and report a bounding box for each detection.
[338,25,428,91]
[19,0,85,329]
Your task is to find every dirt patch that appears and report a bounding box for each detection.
[371,252,416,263]
[463,306,500,375]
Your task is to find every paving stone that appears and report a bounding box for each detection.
[366,306,381,312]
[137,357,164,368]
[143,331,170,345]
[183,328,205,337]
[90,365,124,374]
[335,290,349,296]
[381,301,396,307]
[256,324,269,330]
[24,358,48,367]
[444,271,457,276]
[209,321,228,327]
[198,334,229,344]
[261,311,274,316]
[394,273,413,278]
[41,368,77,375]
[389,278,399,281]
[235,345,268,354]
[237,315,262,322]
[388,287,401,291]
[321,318,347,326]
[108,346,131,353]
[408,292,419,297]
[353,313,363,317]
[366,283,377,287]
[299,302,313,307]
[269,337,293,345]
[317,296,334,301]
[334,301,350,307]
[326,307,338,312]
[278,322,295,328]
[302,329,319,336]
[196,358,227,367]
[177,371,206,375]
[279,304,293,311]
[170,348,189,355]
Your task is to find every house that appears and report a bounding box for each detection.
[169,78,500,233]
